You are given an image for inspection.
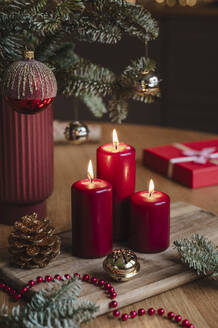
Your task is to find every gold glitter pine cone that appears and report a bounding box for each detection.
[8,213,61,269]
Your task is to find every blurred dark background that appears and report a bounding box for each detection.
[54,3,218,133]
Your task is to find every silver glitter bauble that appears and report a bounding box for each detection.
[135,70,160,97]
[64,121,89,144]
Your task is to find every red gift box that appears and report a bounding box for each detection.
[143,139,218,188]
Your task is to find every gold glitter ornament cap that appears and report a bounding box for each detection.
[24,50,34,60]
[103,248,140,282]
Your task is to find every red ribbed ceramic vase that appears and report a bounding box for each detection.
[0,98,54,224]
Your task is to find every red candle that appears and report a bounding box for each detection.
[97,129,136,241]
[71,160,112,258]
[130,179,170,253]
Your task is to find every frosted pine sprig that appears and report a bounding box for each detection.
[174,234,218,278]
[0,277,99,328]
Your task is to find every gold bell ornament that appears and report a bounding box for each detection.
[103,248,140,282]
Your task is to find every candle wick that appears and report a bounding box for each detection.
[149,192,152,198]
[90,178,93,184]
[114,142,118,150]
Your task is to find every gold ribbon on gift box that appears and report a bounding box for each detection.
[167,143,218,178]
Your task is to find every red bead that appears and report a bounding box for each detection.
[0,282,6,289]
[14,293,22,301]
[182,319,190,326]
[54,275,62,281]
[121,314,128,321]
[82,274,89,281]
[91,277,97,284]
[130,310,137,318]
[108,286,115,293]
[36,276,44,283]
[74,273,80,278]
[28,280,35,287]
[188,325,194,328]
[45,275,52,282]
[113,310,120,317]
[109,300,118,308]
[4,286,11,293]
[20,287,28,294]
[158,308,165,315]
[64,274,71,280]
[168,312,175,320]
[104,282,111,290]
[148,308,155,315]
[175,315,182,322]
[98,279,105,286]
[10,289,16,296]
[110,292,117,299]
[138,308,145,316]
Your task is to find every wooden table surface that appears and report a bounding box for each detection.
[1,123,218,328]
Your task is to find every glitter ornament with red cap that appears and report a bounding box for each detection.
[2,50,57,114]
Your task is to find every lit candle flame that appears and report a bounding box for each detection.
[113,129,119,150]
[149,179,154,197]
[87,160,94,183]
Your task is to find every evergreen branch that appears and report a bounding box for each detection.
[108,95,128,123]
[174,234,218,278]
[0,277,99,328]
[80,93,107,118]
[61,59,116,97]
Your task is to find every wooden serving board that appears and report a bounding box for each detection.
[0,201,218,316]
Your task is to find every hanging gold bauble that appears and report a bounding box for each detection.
[103,248,140,282]
[135,70,160,97]
[64,121,89,145]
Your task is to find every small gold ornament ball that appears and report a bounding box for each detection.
[103,248,140,282]
[135,70,160,97]
[64,121,89,144]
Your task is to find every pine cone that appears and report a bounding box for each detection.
[8,213,61,269]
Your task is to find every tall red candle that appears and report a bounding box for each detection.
[97,129,136,242]
[130,180,170,253]
[71,161,112,258]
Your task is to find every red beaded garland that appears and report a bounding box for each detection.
[121,313,129,321]
[91,277,97,284]
[130,310,137,318]
[138,308,145,316]
[0,272,195,328]
[36,276,44,283]
[28,280,35,287]
[104,282,111,290]
[113,310,120,317]
[182,319,190,326]
[45,275,52,282]
[110,300,118,308]
[82,274,89,282]
[175,315,182,322]
[0,282,6,289]
[108,286,114,293]
[65,274,71,280]
[168,312,175,320]
[148,308,155,316]
[110,292,117,299]
[98,279,105,286]
[158,308,165,315]
[5,286,11,293]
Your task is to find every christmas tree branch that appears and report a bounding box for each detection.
[0,277,99,328]
[174,234,218,278]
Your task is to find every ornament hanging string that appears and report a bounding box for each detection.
[0,272,195,327]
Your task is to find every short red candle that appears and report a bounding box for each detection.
[130,186,170,253]
[97,137,136,242]
[71,177,112,258]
